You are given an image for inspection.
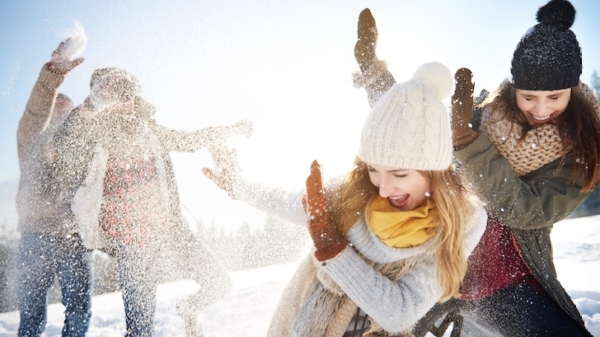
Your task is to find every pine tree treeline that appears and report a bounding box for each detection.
[592,71,600,100]
[195,214,311,272]
[0,215,310,313]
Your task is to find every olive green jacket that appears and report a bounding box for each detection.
[359,66,591,331]
[455,133,589,329]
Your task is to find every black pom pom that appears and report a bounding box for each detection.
[536,0,576,31]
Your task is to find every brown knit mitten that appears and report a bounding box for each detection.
[451,68,479,150]
[354,8,378,74]
[353,8,396,107]
[305,160,348,262]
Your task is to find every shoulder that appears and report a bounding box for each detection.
[57,107,88,135]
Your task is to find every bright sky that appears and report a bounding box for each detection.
[1,0,599,191]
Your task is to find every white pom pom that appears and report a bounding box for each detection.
[412,62,454,100]
[62,21,87,59]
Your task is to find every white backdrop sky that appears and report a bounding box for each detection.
[1,0,599,224]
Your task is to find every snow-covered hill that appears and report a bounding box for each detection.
[0,216,598,336]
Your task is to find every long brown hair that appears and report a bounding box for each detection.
[482,82,600,192]
[329,158,472,301]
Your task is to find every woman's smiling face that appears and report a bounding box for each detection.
[515,88,571,126]
[367,163,431,211]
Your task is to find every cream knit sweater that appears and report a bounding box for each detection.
[234,180,487,336]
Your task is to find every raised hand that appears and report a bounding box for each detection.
[305,160,348,262]
[451,68,478,150]
[202,144,241,199]
[354,8,378,74]
[47,38,85,75]
[353,8,396,107]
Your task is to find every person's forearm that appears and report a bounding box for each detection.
[17,64,67,158]
[323,248,441,333]
[455,135,586,229]
[234,180,307,226]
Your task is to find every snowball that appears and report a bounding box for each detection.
[61,20,87,59]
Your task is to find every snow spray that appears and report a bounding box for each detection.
[60,20,87,59]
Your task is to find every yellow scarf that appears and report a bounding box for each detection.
[366,197,438,248]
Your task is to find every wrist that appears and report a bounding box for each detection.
[46,62,68,75]
[314,237,348,262]
[453,130,479,150]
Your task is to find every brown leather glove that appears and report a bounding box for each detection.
[304,160,348,262]
[451,68,479,150]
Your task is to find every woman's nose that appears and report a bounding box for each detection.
[535,101,548,114]
[378,181,393,198]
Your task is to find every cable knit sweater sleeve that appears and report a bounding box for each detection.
[233,180,308,226]
[321,198,487,333]
[232,175,345,226]
[324,247,440,332]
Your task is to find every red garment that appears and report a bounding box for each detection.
[100,149,168,247]
[460,217,538,301]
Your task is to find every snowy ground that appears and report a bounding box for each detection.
[0,215,599,337]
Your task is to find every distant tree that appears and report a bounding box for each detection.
[0,243,17,312]
[238,221,252,238]
[197,215,310,271]
[262,214,310,265]
[570,70,600,218]
[233,222,251,269]
[195,219,205,236]
[0,221,6,246]
[591,71,600,101]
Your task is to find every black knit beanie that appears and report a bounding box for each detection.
[510,0,582,90]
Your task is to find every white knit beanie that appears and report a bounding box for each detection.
[358,62,454,170]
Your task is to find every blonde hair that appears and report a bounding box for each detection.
[329,158,470,301]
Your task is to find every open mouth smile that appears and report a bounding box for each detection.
[389,195,408,208]
[530,112,553,123]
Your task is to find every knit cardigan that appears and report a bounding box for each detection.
[46,102,210,249]
[233,180,487,336]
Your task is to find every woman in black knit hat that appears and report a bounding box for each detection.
[352,1,598,336]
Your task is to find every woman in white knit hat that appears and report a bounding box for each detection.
[353,2,597,336]
[203,61,487,336]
